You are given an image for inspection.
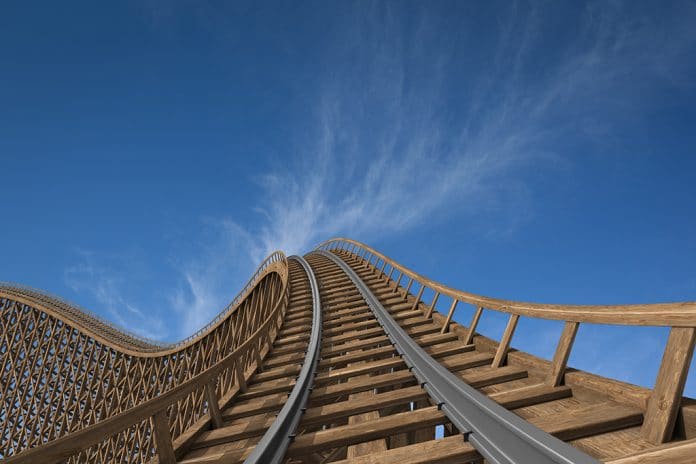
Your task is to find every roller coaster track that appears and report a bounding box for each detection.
[1,238,695,463]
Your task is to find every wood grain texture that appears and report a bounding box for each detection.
[641,327,696,443]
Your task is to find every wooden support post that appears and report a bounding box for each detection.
[463,306,483,345]
[255,340,264,372]
[234,359,248,392]
[152,409,176,464]
[425,292,440,319]
[410,285,425,312]
[642,327,696,444]
[265,327,273,350]
[440,299,459,334]
[401,278,413,299]
[492,314,520,368]
[392,272,403,293]
[547,321,579,387]
[386,266,395,283]
[206,381,224,429]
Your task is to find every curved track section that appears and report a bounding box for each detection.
[0,252,288,462]
[243,256,322,464]
[317,250,599,464]
[2,237,695,463]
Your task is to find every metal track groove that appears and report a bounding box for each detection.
[315,250,599,464]
[243,256,323,464]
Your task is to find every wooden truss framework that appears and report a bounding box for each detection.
[0,238,695,463]
[0,252,288,462]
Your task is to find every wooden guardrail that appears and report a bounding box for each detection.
[317,238,696,445]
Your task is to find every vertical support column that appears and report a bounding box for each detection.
[153,409,176,464]
[410,285,425,312]
[206,380,224,429]
[401,278,413,299]
[440,299,459,334]
[642,327,696,444]
[492,314,520,368]
[425,292,440,319]
[392,272,403,294]
[255,337,264,371]
[235,356,248,392]
[547,321,579,387]
[463,306,483,345]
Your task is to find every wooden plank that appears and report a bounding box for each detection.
[460,365,528,388]
[331,435,479,464]
[191,415,275,449]
[315,357,405,385]
[309,370,416,404]
[251,364,301,383]
[641,327,696,444]
[547,321,579,387]
[605,437,696,464]
[286,407,446,457]
[440,351,494,372]
[530,402,643,441]
[346,352,388,458]
[322,335,391,358]
[237,377,294,401]
[222,393,286,421]
[490,384,572,410]
[492,314,519,368]
[302,385,428,426]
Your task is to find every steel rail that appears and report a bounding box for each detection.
[243,255,323,464]
[316,250,600,464]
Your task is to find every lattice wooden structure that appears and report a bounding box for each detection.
[1,238,695,463]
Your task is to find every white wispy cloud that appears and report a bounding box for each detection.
[64,1,696,347]
[230,1,696,260]
[64,250,168,341]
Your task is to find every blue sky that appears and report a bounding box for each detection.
[1,1,695,396]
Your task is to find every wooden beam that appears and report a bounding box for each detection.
[286,407,446,457]
[463,306,483,345]
[440,299,458,334]
[605,437,696,464]
[531,402,643,441]
[329,435,478,464]
[642,327,696,444]
[302,386,427,427]
[491,314,519,368]
[152,410,176,464]
[547,321,579,387]
[205,382,223,429]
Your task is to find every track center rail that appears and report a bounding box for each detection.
[243,255,323,464]
[315,250,599,464]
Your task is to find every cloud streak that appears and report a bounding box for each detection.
[64,250,168,341]
[228,1,696,262]
[63,1,696,349]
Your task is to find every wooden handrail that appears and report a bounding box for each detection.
[319,238,696,445]
[3,267,290,464]
[318,238,696,327]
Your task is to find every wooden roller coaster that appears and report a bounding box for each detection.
[1,238,694,463]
